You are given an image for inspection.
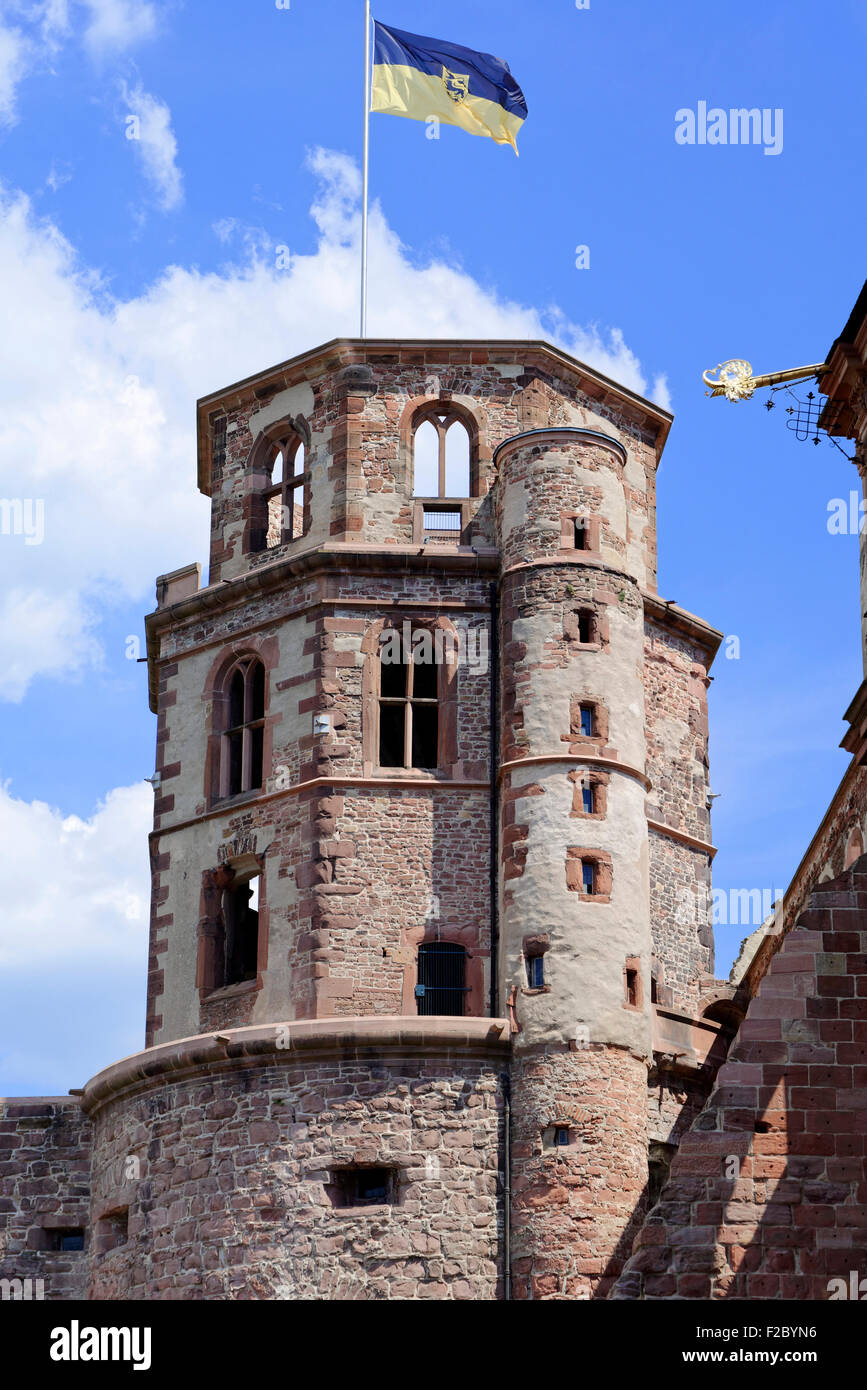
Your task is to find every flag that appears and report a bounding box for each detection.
[371,21,528,154]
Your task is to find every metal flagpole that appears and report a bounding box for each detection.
[360,0,372,337]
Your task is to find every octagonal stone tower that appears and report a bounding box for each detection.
[20,337,726,1302]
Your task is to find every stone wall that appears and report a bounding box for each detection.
[0,1098,91,1301]
[612,858,867,1299]
[510,1045,649,1299]
[84,1019,508,1301]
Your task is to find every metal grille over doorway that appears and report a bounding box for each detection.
[415,942,467,1016]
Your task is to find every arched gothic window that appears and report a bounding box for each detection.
[412,412,471,498]
[221,657,266,797]
[258,433,308,550]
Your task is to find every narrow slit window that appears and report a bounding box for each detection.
[582,784,595,814]
[582,862,596,895]
[526,954,545,988]
[573,518,588,550]
[579,703,595,737]
[577,610,594,644]
[43,1228,85,1252]
[626,968,639,1006]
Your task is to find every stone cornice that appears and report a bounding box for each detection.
[498,753,652,793]
[643,593,724,661]
[492,425,629,467]
[81,1017,511,1117]
[145,545,499,712]
[647,818,717,859]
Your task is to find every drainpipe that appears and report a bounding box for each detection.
[489,580,500,1019]
[503,1070,512,1301]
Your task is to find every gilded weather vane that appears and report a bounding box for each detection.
[702,356,854,458]
[702,358,828,402]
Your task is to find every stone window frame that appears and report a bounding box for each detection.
[565,848,613,903]
[360,616,459,778]
[623,955,643,1012]
[218,655,265,800]
[245,416,312,554]
[563,694,610,753]
[203,640,278,809]
[568,767,609,820]
[326,1164,404,1214]
[397,394,490,500]
[196,851,268,1005]
[560,512,601,554]
[93,1207,129,1257]
[564,602,610,652]
[541,1123,573,1151]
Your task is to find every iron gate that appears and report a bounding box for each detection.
[415,942,468,1016]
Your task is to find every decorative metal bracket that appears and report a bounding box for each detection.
[702,359,828,402]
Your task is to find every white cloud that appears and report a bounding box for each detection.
[80,0,156,56]
[0,149,669,702]
[121,80,183,211]
[0,589,101,701]
[46,160,73,192]
[0,22,29,124]
[39,0,71,48]
[651,372,672,414]
[0,781,151,968]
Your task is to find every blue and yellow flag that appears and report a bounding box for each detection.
[371,22,528,154]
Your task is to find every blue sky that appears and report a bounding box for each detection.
[0,0,864,1094]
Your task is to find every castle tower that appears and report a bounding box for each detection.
[495,426,656,1298]
[67,338,723,1301]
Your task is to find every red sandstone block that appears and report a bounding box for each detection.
[677,1274,713,1297]
[773,953,821,973]
[748,998,806,1018]
[737,1019,782,1040]
[748,1274,780,1297]
[717,1063,763,1085]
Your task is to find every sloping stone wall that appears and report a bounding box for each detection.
[612,859,867,1299]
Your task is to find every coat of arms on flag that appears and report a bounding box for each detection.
[442,67,469,104]
[370,21,528,153]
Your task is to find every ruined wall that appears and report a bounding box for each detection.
[0,1098,91,1301]
[612,859,867,1299]
[201,344,663,586]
